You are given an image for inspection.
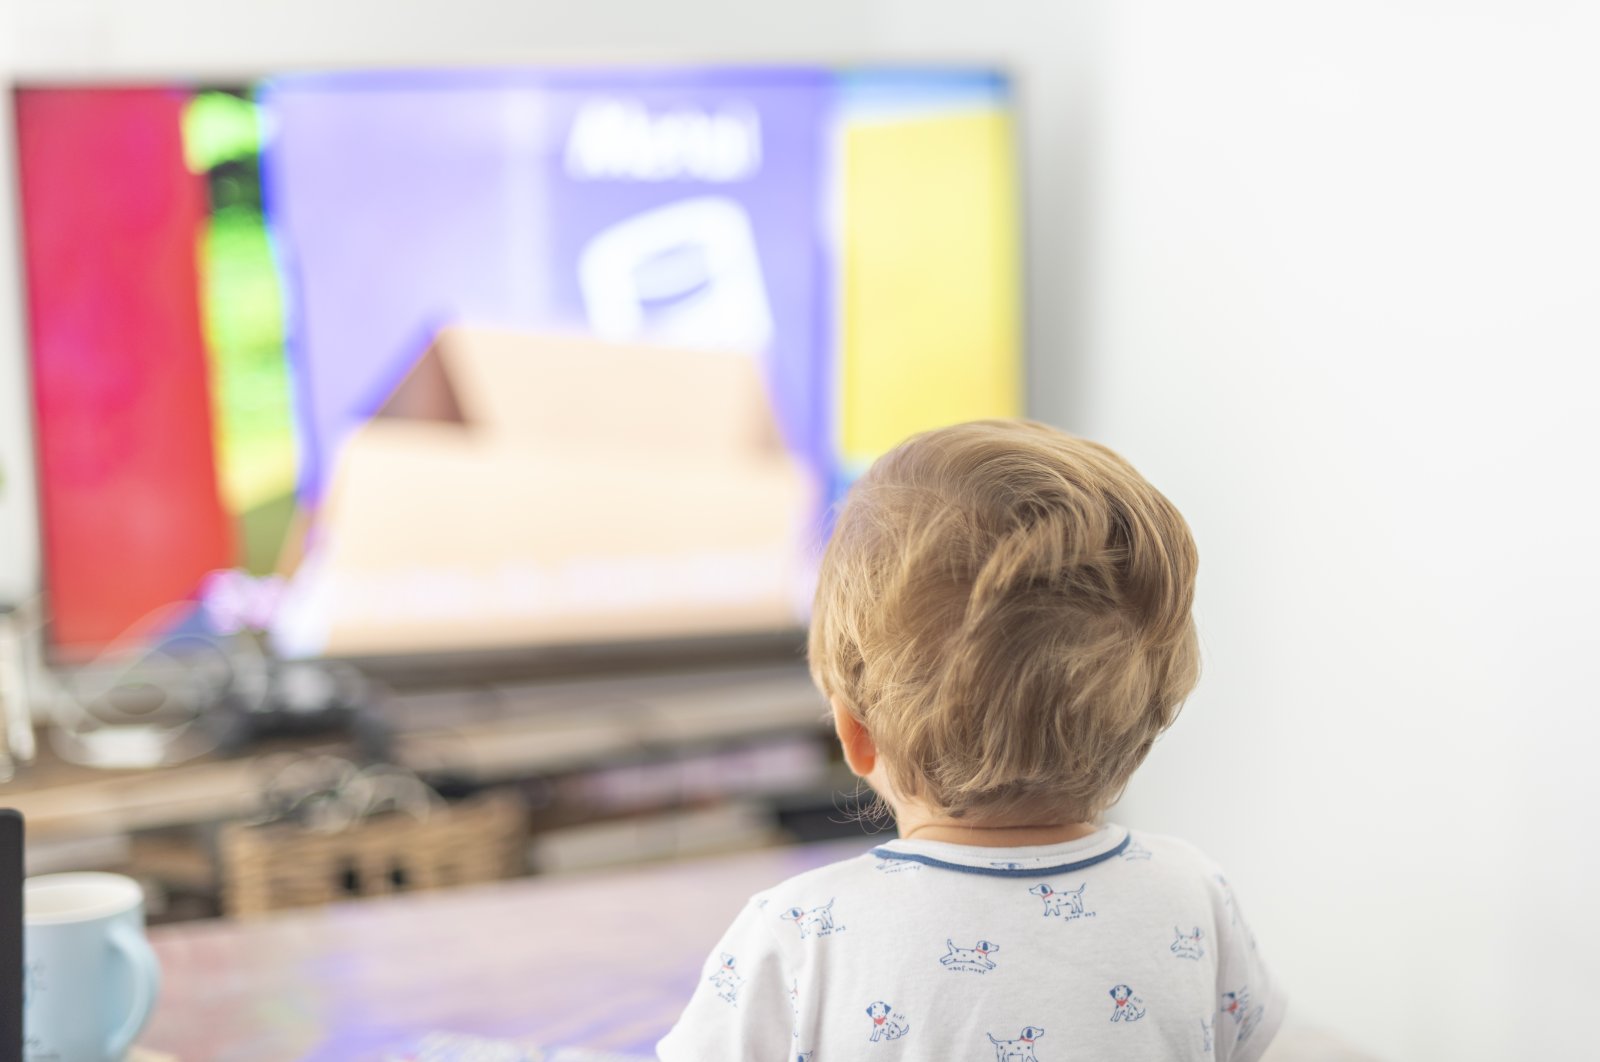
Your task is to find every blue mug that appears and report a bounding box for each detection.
[24,872,161,1062]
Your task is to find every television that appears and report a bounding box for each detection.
[12,67,1021,665]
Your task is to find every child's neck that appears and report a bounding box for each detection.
[894,814,1100,849]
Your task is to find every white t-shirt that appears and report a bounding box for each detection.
[657,825,1284,1062]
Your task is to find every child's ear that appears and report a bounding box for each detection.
[830,697,878,777]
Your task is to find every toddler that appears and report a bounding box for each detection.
[658,420,1283,1061]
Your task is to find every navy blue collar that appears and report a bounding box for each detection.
[871,831,1131,878]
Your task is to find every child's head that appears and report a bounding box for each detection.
[809,419,1200,824]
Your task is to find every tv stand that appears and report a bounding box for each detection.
[2,660,828,845]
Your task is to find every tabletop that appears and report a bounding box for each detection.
[140,838,878,1062]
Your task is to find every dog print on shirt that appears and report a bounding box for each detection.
[1220,987,1265,1044]
[708,952,742,1005]
[987,1026,1045,1061]
[874,858,924,874]
[1171,926,1205,960]
[939,938,1001,973]
[781,898,844,939]
[865,1000,910,1042]
[1028,882,1093,921]
[1109,984,1146,1022]
[1214,874,1239,926]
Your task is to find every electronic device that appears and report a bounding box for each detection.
[46,634,392,768]
[1,808,22,1062]
[11,67,1023,671]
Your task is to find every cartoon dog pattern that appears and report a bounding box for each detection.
[1108,984,1146,1022]
[865,1001,910,1042]
[1170,926,1205,960]
[1220,986,1265,1044]
[708,952,743,1005]
[987,1026,1045,1061]
[874,858,924,874]
[939,938,1001,972]
[1214,874,1239,926]
[1028,882,1092,920]
[782,898,842,939]
[685,855,1270,1055]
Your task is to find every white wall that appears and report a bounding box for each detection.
[4,2,1596,1059]
[0,9,38,606]
[1097,4,1600,1061]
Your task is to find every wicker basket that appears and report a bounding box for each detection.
[220,793,525,917]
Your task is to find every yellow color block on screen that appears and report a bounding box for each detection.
[841,109,1022,468]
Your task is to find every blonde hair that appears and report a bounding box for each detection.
[809,420,1200,823]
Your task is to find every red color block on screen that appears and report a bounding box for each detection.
[16,88,234,652]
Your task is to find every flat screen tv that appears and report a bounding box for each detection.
[12,67,1022,665]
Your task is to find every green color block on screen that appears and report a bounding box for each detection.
[182,91,262,173]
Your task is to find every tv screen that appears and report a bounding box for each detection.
[13,67,1021,661]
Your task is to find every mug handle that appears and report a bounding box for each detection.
[105,923,161,1060]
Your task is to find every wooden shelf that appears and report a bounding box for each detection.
[0,662,828,843]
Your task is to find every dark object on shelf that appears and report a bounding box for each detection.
[204,659,392,761]
[773,783,890,845]
[51,636,392,768]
